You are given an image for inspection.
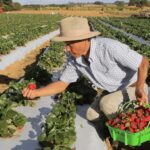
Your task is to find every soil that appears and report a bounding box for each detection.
[0,41,50,94]
[9,9,138,17]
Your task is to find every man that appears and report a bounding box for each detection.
[22,17,149,121]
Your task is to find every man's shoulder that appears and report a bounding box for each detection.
[94,36,122,46]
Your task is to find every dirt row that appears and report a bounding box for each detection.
[0,41,50,94]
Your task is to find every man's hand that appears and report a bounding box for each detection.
[22,81,69,99]
[135,88,148,103]
[22,88,38,100]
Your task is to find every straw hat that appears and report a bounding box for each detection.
[52,17,100,42]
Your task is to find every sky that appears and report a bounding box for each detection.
[13,0,129,5]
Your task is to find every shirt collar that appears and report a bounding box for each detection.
[88,37,97,63]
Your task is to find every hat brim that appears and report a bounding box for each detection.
[51,31,100,42]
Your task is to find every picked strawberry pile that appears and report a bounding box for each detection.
[107,100,150,133]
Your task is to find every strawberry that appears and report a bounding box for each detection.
[130,115,136,122]
[120,124,126,130]
[145,116,150,122]
[28,83,37,90]
[119,113,125,118]
[112,117,121,126]
[108,120,113,125]
[135,118,140,124]
[131,122,137,129]
[129,128,135,133]
[137,108,143,115]
[139,121,146,130]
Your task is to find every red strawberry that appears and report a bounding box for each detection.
[135,118,140,124]
[119,113,125,118]
[112,118,121,126]
[120,124,126,130]
[139,121,146,130]
[131,122,137,129]
[137,108,144,113]
[108,120,113,125]
[130,115,136,122]
[145,116,150,122]
[129,128,135,133]
[28,83,37,90]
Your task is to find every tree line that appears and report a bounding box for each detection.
[0,0,22,11]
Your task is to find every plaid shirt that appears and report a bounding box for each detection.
[60,37,142,92]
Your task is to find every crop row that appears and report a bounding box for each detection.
[0,14,63,55]
[0,42,67,139]
[100,17,150,41]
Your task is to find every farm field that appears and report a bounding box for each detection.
[0,14,62,54]
[100,17,150,41]
[0,12,150,150]
[10,4,150,17]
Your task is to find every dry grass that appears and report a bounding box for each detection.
[9,5,150,17]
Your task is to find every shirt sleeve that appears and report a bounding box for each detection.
[60,58,80,84]
[108,40,143,71]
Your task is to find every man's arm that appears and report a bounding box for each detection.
[135,57,149,103]
[22,81,69,99]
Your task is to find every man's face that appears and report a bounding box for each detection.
[65,39,90,58]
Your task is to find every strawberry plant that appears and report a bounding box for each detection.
[38,92,78,150]
[25,65,53,85]
[0,100,26,137]
[67,76,97,105]
[100,17,150,41]
[3,79,37,106]
[0,14,63,54]
[38,42,65,73]
[25,42,65,85]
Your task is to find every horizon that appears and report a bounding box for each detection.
[13,0,129,5]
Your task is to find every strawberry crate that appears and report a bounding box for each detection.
[106,100,150,146]
[106,123,150,146]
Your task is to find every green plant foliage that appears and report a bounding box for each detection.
[0,101,26,137]
[38,92,78,149]
[3,79,37,106]
[67,76,97,105]
[100,17,150,41]
[25,65,53,86]
[38,42,65,73]
[0,14,63,54]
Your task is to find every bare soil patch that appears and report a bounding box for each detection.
[9,6,150,17]
[0,41,50,94]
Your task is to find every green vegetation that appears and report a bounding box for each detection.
[38,92,77,150]
[0,97,26,137]
[0,0,22,11]
[128,0,149,7]
[100,17,150,41]
[0,14,63,54]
